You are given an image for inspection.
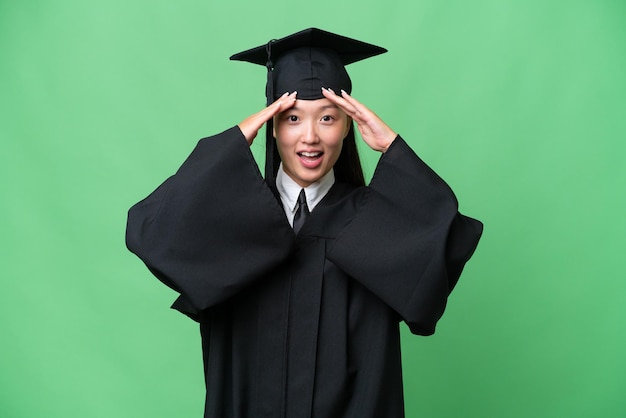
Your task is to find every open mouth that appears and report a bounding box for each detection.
[297,151,324,168]
[297,151,323,160]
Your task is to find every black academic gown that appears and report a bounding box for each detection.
[126,126,483,418]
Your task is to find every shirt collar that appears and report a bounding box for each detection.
[276,163,335,214]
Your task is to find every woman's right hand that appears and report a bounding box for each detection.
[238,91,297,145]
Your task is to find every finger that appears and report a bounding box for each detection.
[339,90,371,118]
[322,88,358,116]
[238,92,296,143]
[278,91,298,111]
[331,89,369,124]
[267,92,291,115]
[274,91,297,109]
[261,91,297,121]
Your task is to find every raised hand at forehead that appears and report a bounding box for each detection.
[321,88,397,153]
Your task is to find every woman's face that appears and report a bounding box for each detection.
[274,98,350,188]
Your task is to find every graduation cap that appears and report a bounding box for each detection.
[230,27,387,103]
[229,28,387,185]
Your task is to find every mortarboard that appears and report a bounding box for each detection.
[229,28,387,184]
[230,27,387,103]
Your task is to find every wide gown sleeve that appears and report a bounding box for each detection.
[327,136,483,336]
[126,126,295,316]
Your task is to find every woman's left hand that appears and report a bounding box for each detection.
[322,88,397,152]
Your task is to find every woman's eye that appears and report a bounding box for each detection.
[321,115,334,122]
[288,115,298,122]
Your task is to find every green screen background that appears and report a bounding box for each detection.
[2,1,625,417]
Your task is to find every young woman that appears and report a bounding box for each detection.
[126,28,483,418]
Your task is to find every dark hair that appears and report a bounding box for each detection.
[265,121,365,188]
[333,123,365,187]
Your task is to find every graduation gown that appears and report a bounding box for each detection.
[126,126,483,418]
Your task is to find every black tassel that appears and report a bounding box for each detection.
[264,39,276,184]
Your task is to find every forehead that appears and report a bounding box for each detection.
[289,98,340,112]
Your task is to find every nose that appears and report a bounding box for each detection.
[301,121,320,144]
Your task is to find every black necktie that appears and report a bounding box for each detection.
[293,189,310,233]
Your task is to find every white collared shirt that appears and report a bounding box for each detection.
[275,163,335,227]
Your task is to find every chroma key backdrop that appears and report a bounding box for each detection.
[1,1,624,417]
